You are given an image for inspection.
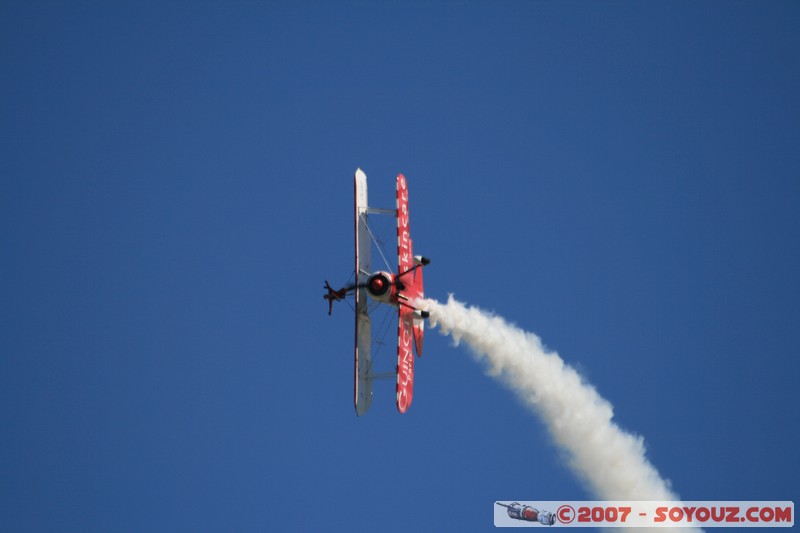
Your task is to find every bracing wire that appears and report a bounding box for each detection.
[360,212,393,272]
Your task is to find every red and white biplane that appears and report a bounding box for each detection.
[324,169,430,416]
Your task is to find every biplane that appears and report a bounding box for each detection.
[324,169,430,416]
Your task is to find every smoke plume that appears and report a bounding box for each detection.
[420,294,681,502]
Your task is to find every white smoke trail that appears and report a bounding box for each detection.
[420,294,682,502]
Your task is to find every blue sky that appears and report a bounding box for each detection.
[2,2,798,531]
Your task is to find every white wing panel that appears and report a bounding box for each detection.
[354,168,372,416]
[354,311,372,416]
[355,168,370,281]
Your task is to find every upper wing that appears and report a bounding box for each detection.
[354,169,372,416]
[395,174,414,413]
[397,173,425,357]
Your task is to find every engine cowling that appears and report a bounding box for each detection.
[366,272,394,303]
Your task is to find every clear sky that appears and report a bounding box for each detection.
[2,2,798,531]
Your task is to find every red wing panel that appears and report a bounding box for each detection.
[396,174,415,413]
[397,306,415,413]
[396,174,413,275]
[397,174,426,359]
